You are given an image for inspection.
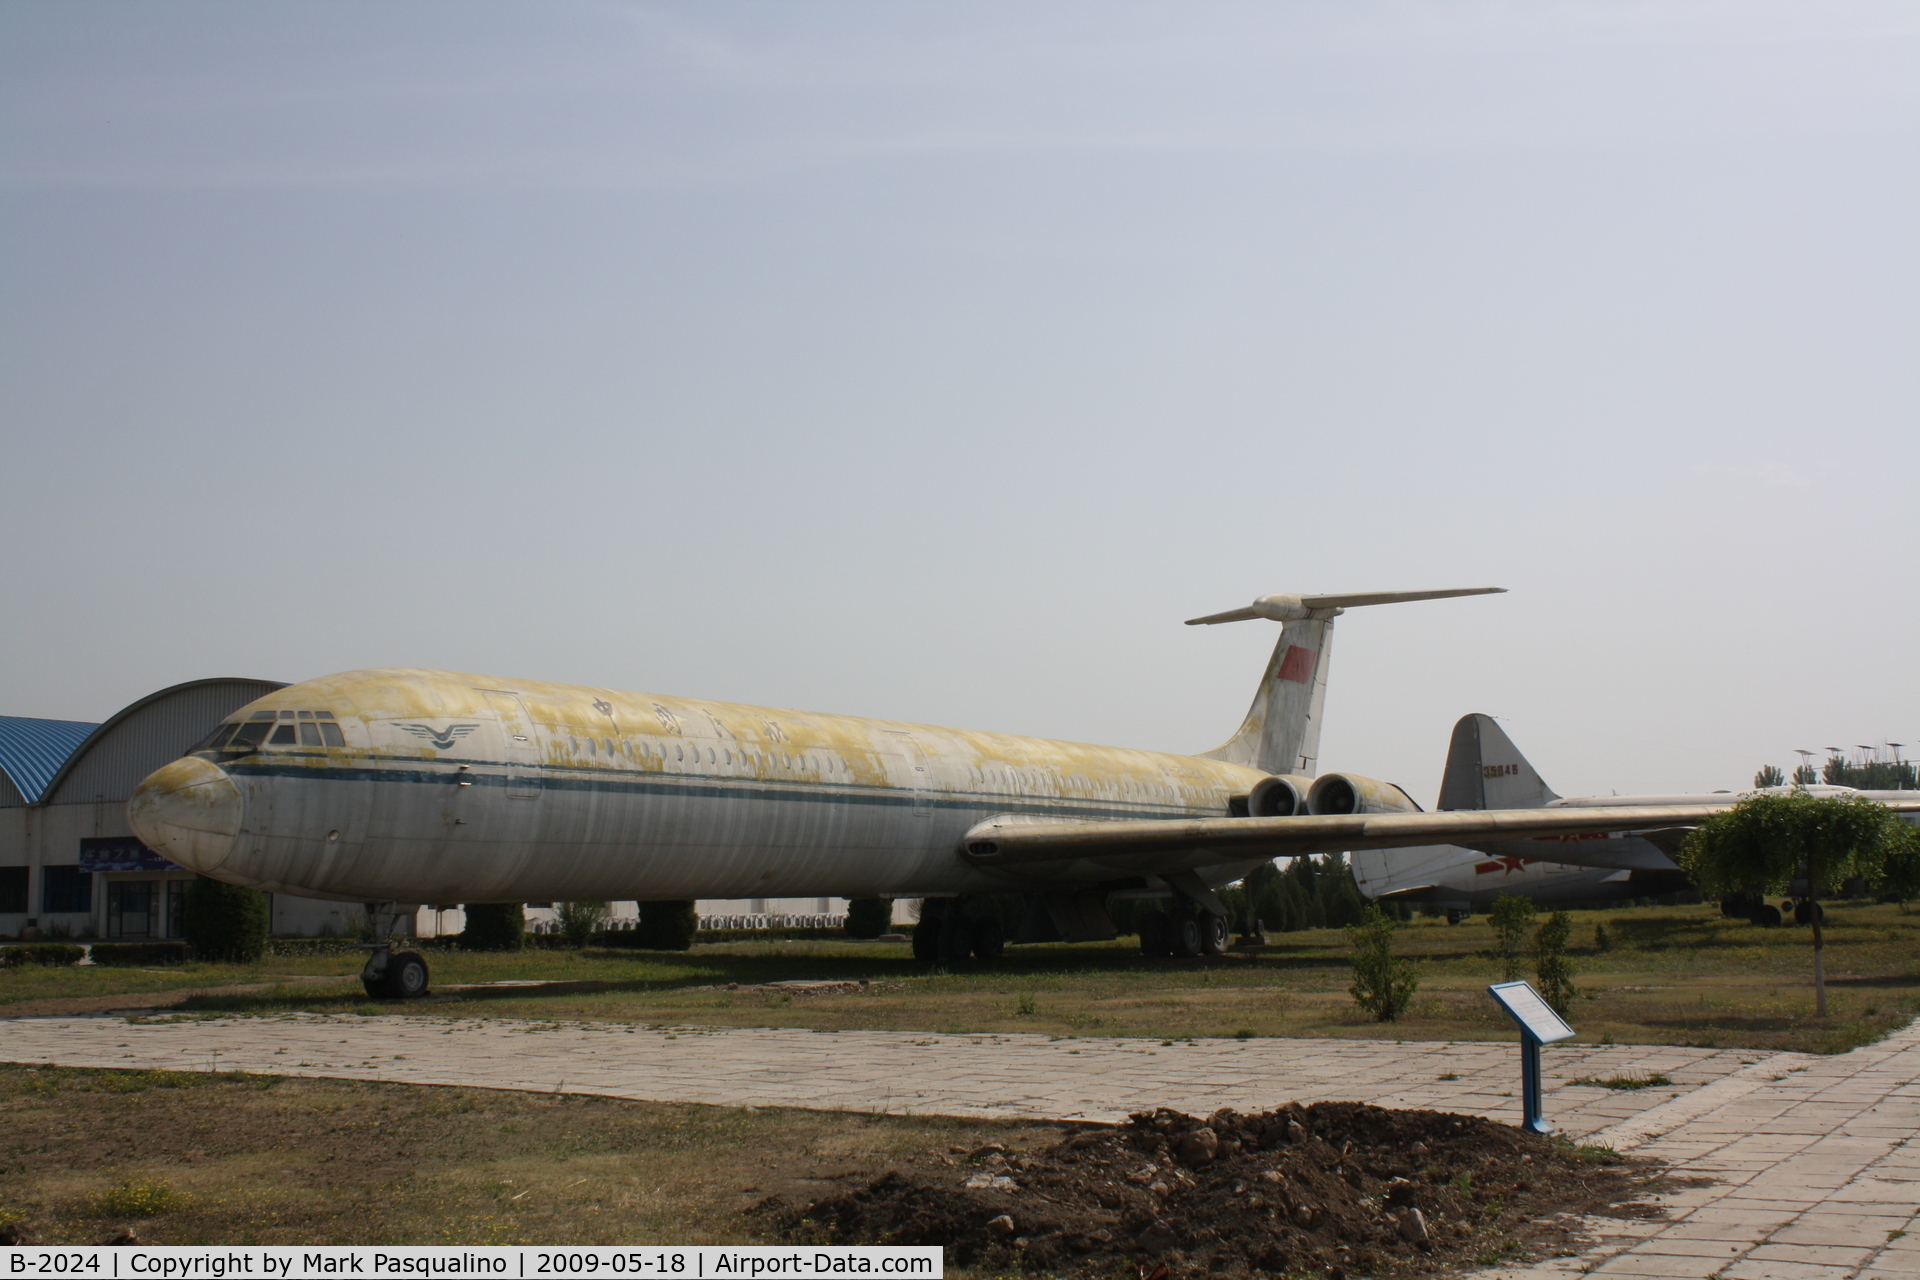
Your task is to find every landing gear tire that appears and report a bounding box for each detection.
[933,909,967,959]
[969,917,1005,961]
[1446,909,1471,925]
[912,917,940,962]
[364,951,431,1000]
[1139,911,1172,957]
[1200,913,1230,956]
[1169,914,1204,958]
[1748,904,1783,927]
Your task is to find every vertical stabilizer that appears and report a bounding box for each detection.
[1196,616,1336,774]
[1188,588,1504,777]
[1437,713,1560,810]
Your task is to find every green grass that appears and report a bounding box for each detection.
[7,903,1917,1054]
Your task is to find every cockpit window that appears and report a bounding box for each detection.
[198,709,346,752]
[192,724,238,752]
[228,719,274,749]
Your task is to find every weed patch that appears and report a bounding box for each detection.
[1567,1074,1673,1091]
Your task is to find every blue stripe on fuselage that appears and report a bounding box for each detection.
[214,752,1214,824]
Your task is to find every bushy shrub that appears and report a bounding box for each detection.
[1347,905,1418,1022]
[555,901,608,948]
[634,900,698,951]
[267,938,362,957]
[844,898,892,939]
[1,943,86,967]
[458,903,525,951]
[89,942,189,967]
[181,876,268,963]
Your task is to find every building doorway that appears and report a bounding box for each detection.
[106,879,155,939]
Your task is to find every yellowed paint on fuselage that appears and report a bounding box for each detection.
[302,668,1248,803]
[158,668,1271,905]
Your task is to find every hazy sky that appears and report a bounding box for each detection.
[3,1,1915,803]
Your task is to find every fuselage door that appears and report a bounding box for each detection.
[480,690,540,800]
[886,730,932,818]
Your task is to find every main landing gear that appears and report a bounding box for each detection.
[360,903,432,1000]
[1137,909,1229,958]
[912,898,1006,962]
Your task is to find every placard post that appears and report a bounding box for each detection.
[1486,980,1576,1136]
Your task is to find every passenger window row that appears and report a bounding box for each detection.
[564,734,853,778]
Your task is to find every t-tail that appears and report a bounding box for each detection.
[1188,588,1505,777]
[1436,712,1561,810]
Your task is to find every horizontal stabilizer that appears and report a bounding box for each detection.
[1186,587,1504,626]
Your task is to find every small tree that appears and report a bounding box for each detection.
[1533,910,1577,1016]
[1792,762,1819,785]
[635,900,698,951]
[1680,792,1903,1016]
[1487,893,1537,981]
[1347,905,1418,1022]
[1318,858,1371,928]
[1754,764,1785,789]
[844,898,892,939]
[459,902,525,951]
[1876,822,1920,907]
[181,875,268,963]
[556,900,608,948]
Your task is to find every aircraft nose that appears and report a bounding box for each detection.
[128,755,243,874]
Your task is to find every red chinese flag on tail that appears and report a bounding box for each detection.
[1275,645,1317,684]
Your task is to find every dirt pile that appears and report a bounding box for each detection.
[770,1102,1668,1277]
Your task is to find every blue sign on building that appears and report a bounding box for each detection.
[79,836,179,873]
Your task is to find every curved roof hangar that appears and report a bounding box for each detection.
[37,677,287,807]
[0,716,101,806]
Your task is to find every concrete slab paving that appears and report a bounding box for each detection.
[0,1010,1763,1130]
[1485,1019,1920,1280]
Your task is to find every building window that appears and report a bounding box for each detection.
[0,866,27,914]
[42,864,93,914]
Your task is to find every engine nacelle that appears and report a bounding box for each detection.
[1246,774,1315,817]
[1306,772,1422,816]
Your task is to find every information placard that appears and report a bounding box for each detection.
[1486,980,1575,1044]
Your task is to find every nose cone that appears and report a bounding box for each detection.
[128,756,243,874]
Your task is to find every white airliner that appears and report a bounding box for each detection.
[1352,713,1919,918]
[127,588,1817,998]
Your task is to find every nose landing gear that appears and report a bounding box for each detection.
[360,904,432,999]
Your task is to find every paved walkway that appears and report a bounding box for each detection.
[4,1012,1915,1276]
[1491,1019,1920,1280]
[3,1011,1761,1132]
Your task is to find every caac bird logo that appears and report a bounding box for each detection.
[394,723,479,750]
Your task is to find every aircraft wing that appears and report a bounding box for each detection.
[960,801,1918,872]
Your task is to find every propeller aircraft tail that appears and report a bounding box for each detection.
[1437,712,1561,810]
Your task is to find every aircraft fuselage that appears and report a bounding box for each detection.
[130,667,1271,904]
